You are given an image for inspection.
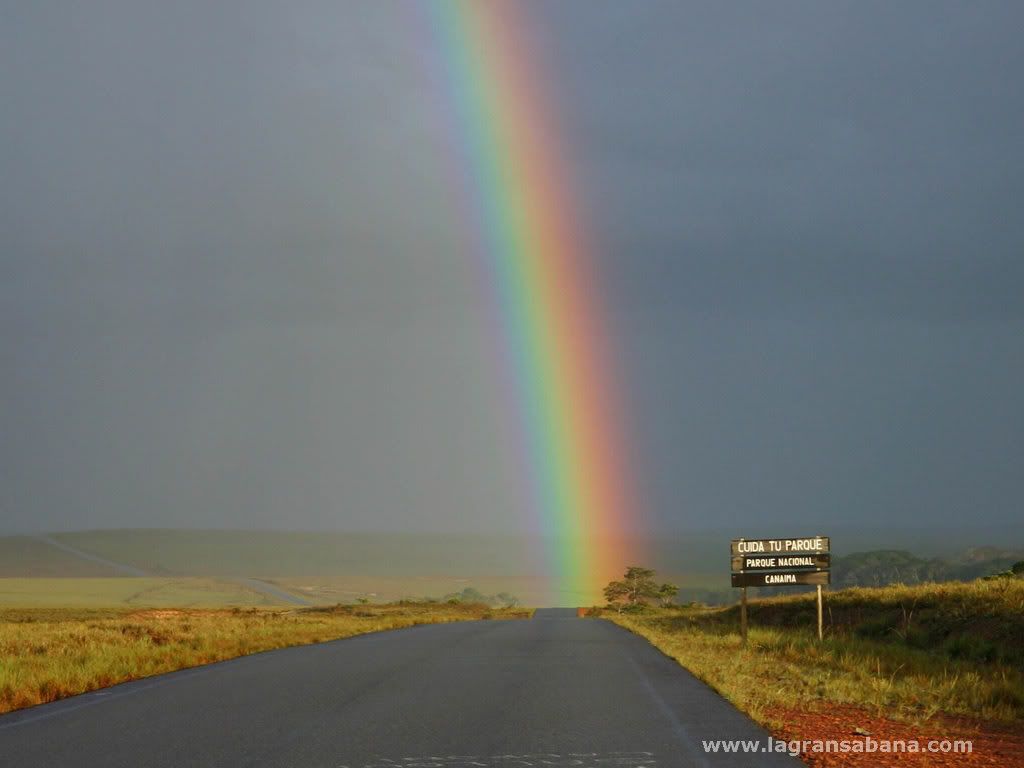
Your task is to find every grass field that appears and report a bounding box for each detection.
[0,601,530,715]
[0,578,293,608]
[0,532,724,610]
[5,530,639,606]
[46,530,539,579]
[8,528,1024,608]
[602,579,1024,727]
[0,537,122,578]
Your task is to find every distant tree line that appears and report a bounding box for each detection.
[831,547,1024,588]
[747,546,1024,599]
[441,587,519,608]
[673,547,1024,605]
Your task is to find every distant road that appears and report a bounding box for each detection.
[0,608,797,767]
[235,576,311,606]
[33,534,311,606]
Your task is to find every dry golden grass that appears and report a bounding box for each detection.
[603,579,1024,728]
[0,601,530,714]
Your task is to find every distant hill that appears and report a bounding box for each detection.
[40,529,536,579]
[3,529,1022,608]
[731,546,1024,603]
[0,530,552,605]
[0,536,122,577]
[833,547,1024,588]
[654,542,1024,604]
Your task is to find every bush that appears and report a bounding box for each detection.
[945,635,997,663]
[622,602,651,615]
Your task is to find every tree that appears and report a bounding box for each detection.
[657,582,679,607]
[603,566,660,612]
[602,580,630,610]
[458,587,487,604]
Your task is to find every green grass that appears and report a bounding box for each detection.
[0,601,531,714]
[601,579,1024,726]
[0,578,288,608]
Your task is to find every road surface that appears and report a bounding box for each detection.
[0,609,799,767]
[235,577,312,606]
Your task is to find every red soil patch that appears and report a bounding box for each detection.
[126,609,247,620]
[767,704,1023,767]
[127,609,258,620]
[126,610,187,620]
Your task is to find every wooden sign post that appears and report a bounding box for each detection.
[817,584,823,641]
[730,536,830,642]
[740,587,748,645]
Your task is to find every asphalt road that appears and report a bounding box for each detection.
[0,609,800,767]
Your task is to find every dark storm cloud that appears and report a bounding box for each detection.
[1,1,1021,535]
[539,0,1024,531]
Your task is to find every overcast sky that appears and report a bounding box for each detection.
[2,1,1022,536]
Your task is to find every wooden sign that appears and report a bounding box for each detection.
[730,536,829,556]
[732,534,831,643]
[731,569,830,587]
[731,553,830,572]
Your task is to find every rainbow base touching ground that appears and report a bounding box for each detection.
[425,1,644,604]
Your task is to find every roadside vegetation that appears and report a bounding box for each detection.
[594,572,1024,727]
[0,601,530,715]
[441,586,521,607]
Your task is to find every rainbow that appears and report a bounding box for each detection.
[424,1,642,603]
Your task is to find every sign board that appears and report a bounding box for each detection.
[731,534,831,643]
[730,536,829,556]
[731,570,830,587]
[731,553,830,572]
